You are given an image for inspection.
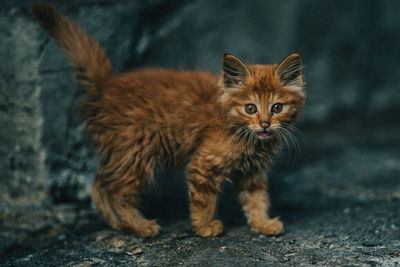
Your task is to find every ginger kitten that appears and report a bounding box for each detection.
[32,2,305,237]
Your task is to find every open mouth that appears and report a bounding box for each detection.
[257,129,270,138]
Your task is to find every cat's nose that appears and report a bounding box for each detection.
[259,121,270,128]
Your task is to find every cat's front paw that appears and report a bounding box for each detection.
[193,220,223,237]
[140,220,161,237]
[126,219,160,237]
[250,217,284,236]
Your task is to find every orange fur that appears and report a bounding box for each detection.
[32,2,305,237]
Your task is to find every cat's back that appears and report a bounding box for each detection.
[97,69,217,122]
[107,69,220,109]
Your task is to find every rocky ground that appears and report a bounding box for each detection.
[1,123,399,266]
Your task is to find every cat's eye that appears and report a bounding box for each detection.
[271,103,283,114]
[244,104,257,114]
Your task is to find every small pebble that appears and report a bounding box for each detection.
[219,246,227,252]
[20,254,34,262]
[58,233,67,241]
[131,247,143,255]
[323,233,336,238]
[281,257,289,263]
[389,250,399,257]
[361,240,382,247]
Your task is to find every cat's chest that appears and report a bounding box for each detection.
[228,146,273,175]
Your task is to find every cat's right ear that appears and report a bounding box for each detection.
[274,52,304,91]
[222,53,250,88]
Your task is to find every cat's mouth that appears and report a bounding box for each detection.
[257,129,271,138]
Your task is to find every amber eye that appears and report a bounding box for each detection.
[271,103,283,114]
[244,104,257,114]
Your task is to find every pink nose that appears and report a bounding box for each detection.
[259,121,270,128]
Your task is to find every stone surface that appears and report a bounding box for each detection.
[0,0,399,265]
[1,127,399,266]
[0,10,46,210]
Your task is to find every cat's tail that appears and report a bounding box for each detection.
[32,2,112,90]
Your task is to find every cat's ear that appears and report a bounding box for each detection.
[274,52,304,91]
[222,53,250,88]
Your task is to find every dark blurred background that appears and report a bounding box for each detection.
[0,0,399,219]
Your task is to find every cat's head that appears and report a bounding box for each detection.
[219,52,305,141]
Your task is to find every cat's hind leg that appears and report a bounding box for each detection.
[92,177,123,230]
[92,143,160,237]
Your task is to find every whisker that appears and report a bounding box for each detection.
[280,126,300,168]
[276,129,292,167]
[281,122,307,145]
[229,124,252,152]
[282,123,308,161]
[274,123,306,169]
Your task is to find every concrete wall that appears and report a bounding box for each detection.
[1,0,399,209]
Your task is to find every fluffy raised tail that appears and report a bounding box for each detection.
[32,2,112,89]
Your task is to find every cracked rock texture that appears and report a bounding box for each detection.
[0,0,399,266]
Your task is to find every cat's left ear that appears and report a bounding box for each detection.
[222,53,250,88]
[274,52,304,91]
